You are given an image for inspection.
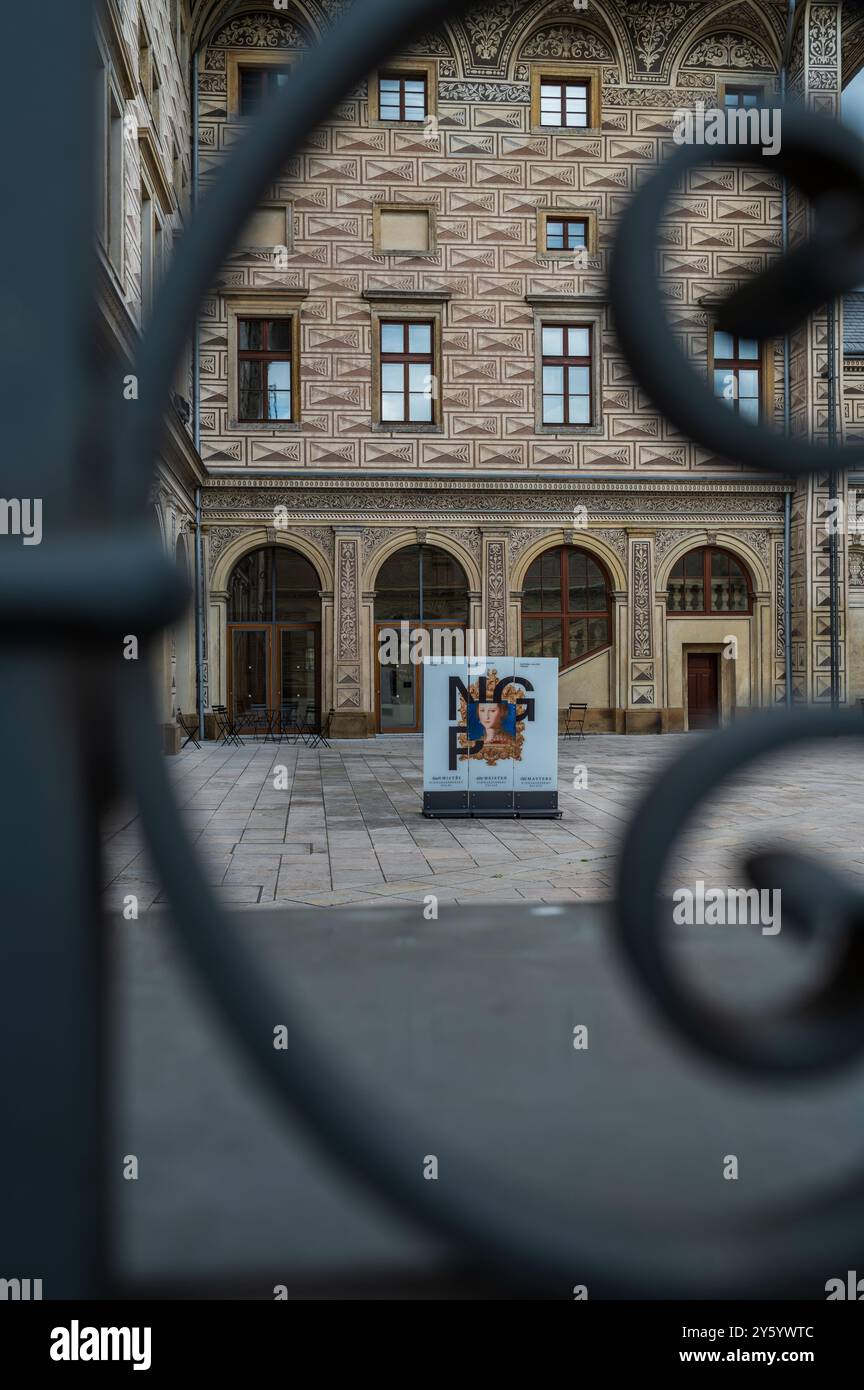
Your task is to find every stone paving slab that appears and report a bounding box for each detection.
[101,733,864,913]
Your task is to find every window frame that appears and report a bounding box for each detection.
[540,322,593,427]
[224,292,306,430]
[236,317,296,424]
[376,71,428,123]
[666,546,754,617]
[718,80,767,110]
[378,320,436,427]
[368,58,437,126]
[369,299,444,433]
[537,207,597,259]
[227,51,299,118]
[520,545,613,671]
[530,64,602,133]
[531,302,603,435]
[709,326,770,424]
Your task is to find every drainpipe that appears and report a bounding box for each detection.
[780,0,797,706]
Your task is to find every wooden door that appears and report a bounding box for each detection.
[687,653,719,730]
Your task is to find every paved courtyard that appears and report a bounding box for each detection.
[101,733,864,912]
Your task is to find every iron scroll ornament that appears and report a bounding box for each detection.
[608,108,864,1076]
[112,2,864,1297]
[609,107,864,478]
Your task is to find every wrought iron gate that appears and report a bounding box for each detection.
[3,0,864,1300]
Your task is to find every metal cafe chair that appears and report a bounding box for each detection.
[245,703,276,741]
[277,700,302,745]
[212,704,243,748]
[564,702,588,741]
[176,710,201,750]
[305,707,332,751]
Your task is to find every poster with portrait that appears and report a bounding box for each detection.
[422,656,560,817]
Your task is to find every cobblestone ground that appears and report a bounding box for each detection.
[101,733,864,911]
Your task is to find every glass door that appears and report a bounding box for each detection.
[378,658,419,731]
[375,623,466,732]
[230,626,271,718]
[279,625,319,730]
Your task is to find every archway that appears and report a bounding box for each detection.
[663,544,756,731]
[226,544,323,728]
[373,543,469,732]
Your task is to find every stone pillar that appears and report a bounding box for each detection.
[331,527,367,737]
[482,530,508,657]
[626,532,658,731]
[787,2,846,703]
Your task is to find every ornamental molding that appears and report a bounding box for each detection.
[212,12,307,48]
[485,538,507,655]
[631,539,653,658]
[207,525,247,579]
[775,540,787,660]
[653,527,702,569]
[520,25,614,62]
[336,537,359,661]
[681,32,775,72]
[849,546,864,588]
[202,476,789,498]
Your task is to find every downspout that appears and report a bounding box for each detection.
[781,0,797,707]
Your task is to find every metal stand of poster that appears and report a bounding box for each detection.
[422,657,561,819]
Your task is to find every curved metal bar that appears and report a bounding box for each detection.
[609,109,864,476]
[614,707,864,1078]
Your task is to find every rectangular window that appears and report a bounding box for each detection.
[712,329,761,424]
[138,21,151,97]
[140,184,153,317]
[237,318,294,422]
[378,72,427,122]
[545,217,588,252]
[108,88,124,266]
[151,66,161,136]
[541,324,592,426]
[722,85,764,109]
[380,321,434,423]
[539,79,589,128]
[239,65,291,116]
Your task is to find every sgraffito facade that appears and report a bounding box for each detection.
[101,1,864,740]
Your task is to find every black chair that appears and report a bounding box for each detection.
[176,710,201,750]
[305,707,331,751]
[212,704,243,748]
[564,703,588,741]
[277,701,301,745]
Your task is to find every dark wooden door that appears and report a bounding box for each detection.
[687,653,719,730]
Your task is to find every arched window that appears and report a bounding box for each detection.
[521,546,611,668]
[374,544,469,622]
[374,544,469,733]
[228,546,321,621]
[667,546,753,615]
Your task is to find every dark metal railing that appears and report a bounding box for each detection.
[3,0,864,1300]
